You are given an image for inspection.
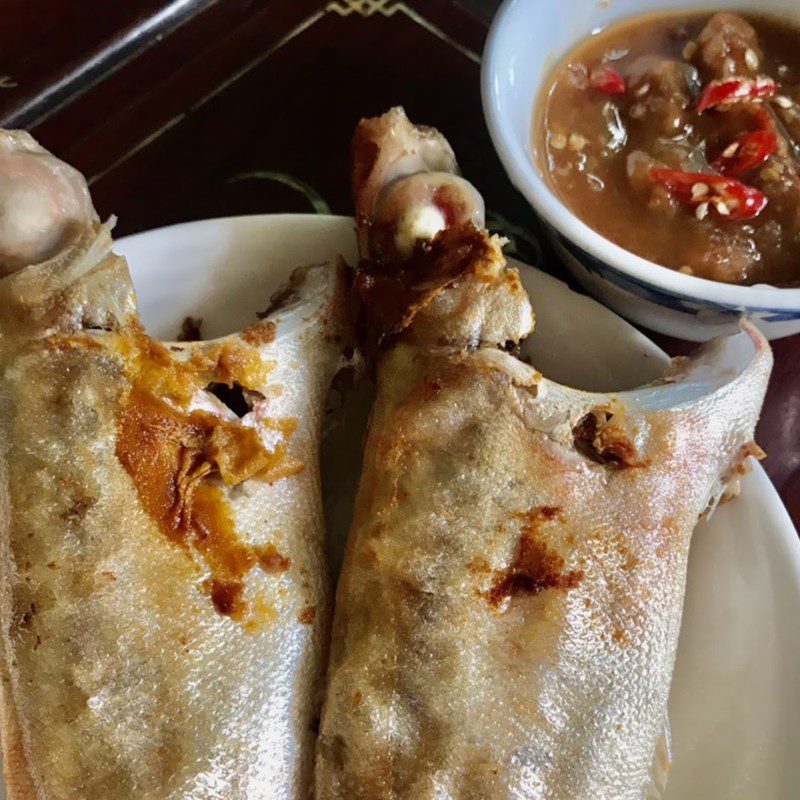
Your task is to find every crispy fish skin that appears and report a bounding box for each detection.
[0,135,348,799]
[315,109,772,799]
[318,332,770,800]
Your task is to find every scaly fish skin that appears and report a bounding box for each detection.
[315,108,772,800]
[318,332,769,800]
[0,132,348,800]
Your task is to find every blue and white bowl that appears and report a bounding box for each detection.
[482,0,800,341]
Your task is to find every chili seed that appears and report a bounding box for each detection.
[691,182,709,199]
[744,48,759,71]
[635,83,650,97]
[715,201,730,216]
[721,142,739,158]
[695,202,709,220]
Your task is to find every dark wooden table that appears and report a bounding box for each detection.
[2,0,797,527]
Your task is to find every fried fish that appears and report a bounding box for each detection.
[0,131,347,799]
[315,108,772,800]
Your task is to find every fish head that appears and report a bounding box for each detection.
[0,130,97,276]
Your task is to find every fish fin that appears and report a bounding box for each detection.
[645,718,672,799]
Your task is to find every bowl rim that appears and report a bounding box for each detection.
[481,0,800,311]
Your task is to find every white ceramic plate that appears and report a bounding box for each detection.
[5,215,796,798]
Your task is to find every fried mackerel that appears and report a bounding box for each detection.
[315,108,771,800]
[0,131,348,800]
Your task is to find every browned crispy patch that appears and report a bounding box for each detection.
[116,382,299,622]
[612,628,629,646]
[208,579,247,621]
[18,603,37,631]
[243,594,279,633]
[59,490,97,523]
[536,505,562,521]
[54,308,297,625]
[117,389,301,619]
[572,411,647,469]
[467,556,492,574]
[241,320,276,347]
[615,538,639,572]
[353,222,496,346]
[485,506,582,608]
[190,339,272,390]
[422,375,443,399]
[256,543,292,574]
[45,334,106,354]
[298,605,317,624]
[61,322,271,409]
[359,545,379,566]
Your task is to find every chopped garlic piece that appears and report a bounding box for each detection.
[630,103,645,119]
[721,142,739,158]
[568,133,588,151]
[744,48,759,71]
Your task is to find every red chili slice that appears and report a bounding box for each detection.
[589,65,626,95]
[697,77,777,112]
[650,168,768,220]
[711,129,778,177]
